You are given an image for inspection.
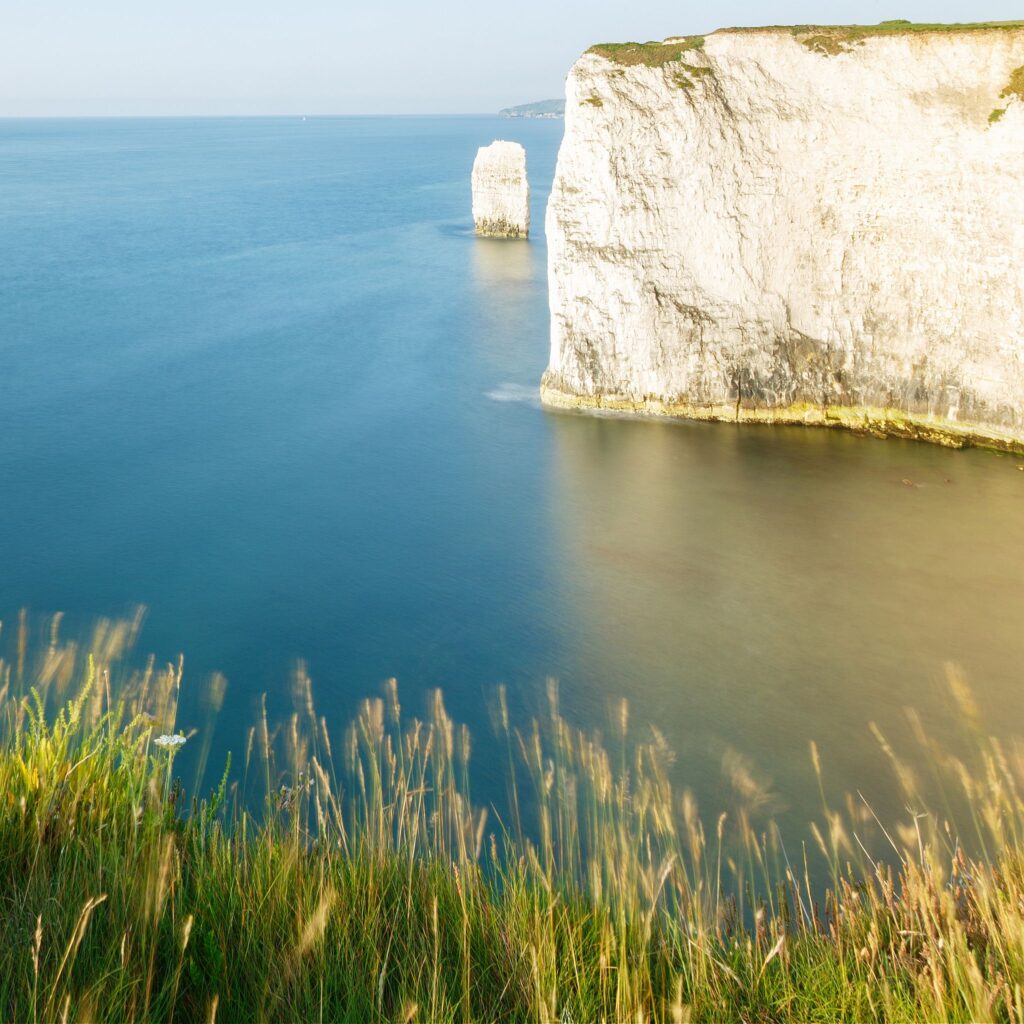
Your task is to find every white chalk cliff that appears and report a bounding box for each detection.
[472,141,530,238]
[542,25,1024,449]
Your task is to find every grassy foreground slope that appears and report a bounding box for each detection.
[2,616,1024,1021]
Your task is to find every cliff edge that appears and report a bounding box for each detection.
[542,23,1024,450]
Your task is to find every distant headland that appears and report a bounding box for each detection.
[498,98,565,119]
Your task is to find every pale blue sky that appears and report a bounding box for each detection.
[2,1,1022,116]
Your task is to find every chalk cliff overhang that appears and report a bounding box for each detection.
[542,23,1024,451]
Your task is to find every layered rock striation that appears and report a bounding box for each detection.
[472,141,530,238]
[542,24,1024,449]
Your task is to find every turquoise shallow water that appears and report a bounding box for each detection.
[2,116,1024,838]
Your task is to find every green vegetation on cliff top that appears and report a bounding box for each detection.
[588,38,704,67]
[589,20,1024,65]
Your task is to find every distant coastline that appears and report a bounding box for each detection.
[498,98,564,119]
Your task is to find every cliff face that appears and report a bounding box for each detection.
[542,26,1024,449]
[472,141,530,238]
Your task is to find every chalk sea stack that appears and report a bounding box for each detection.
[472,141,529,238]
[543,24,1024,451]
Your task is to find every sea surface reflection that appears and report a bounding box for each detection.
[545,412,1024,837]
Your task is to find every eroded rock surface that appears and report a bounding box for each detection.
[472,141,529,238]
[543,27,1024,450]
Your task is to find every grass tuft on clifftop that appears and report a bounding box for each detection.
[589,21,1024,65]
[729,20,1024,55]
[724,19,1024,37]
[588,38,704,67]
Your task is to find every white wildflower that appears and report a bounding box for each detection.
[154,734,187,749]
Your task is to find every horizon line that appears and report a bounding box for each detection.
[0,112,564,121]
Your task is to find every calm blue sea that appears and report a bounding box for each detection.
[3,116,1024,835]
